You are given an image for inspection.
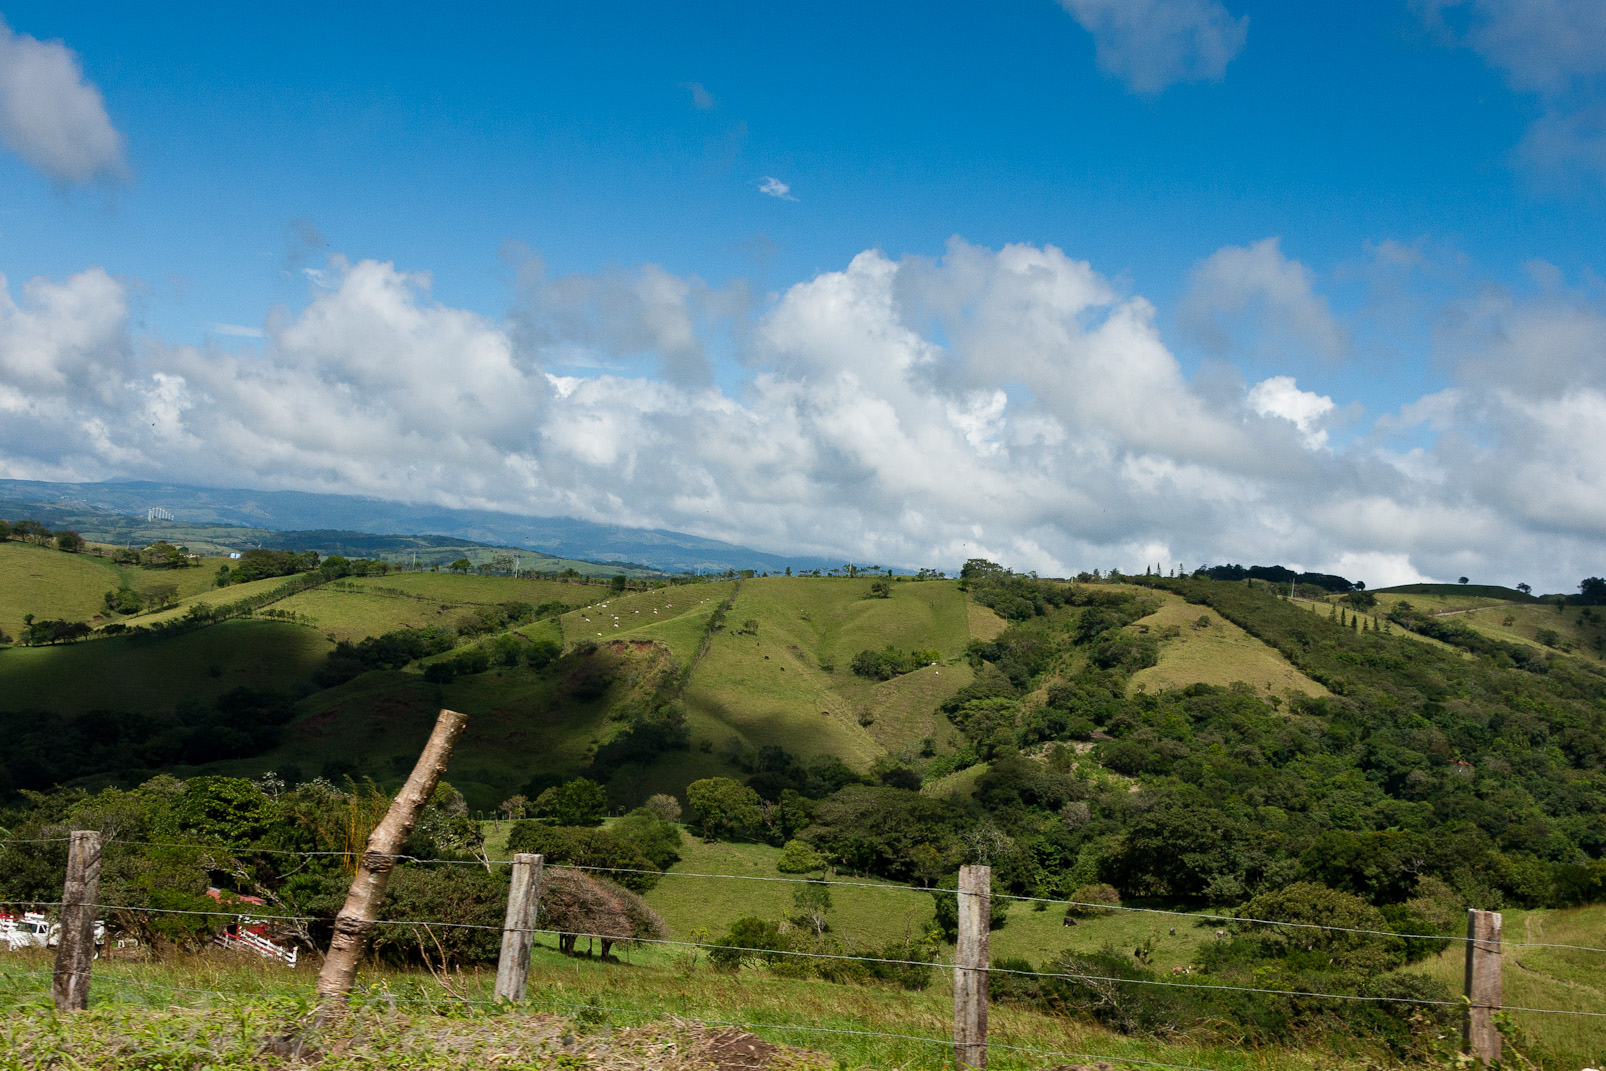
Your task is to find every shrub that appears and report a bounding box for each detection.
[685,777,763,841]
[1065,883,1121,918]
[709,916,786,970]
[530,779,608,826]
[641,793,681,822]
[505,824,659,891]
[776,839,825,874]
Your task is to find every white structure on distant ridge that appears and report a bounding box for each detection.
[146,506,173,522]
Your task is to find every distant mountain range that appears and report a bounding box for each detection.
[0,479,847,575]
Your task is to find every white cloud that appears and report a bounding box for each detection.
[1248,376,1335,449]
[0,17,127,183]
[758,176,797,201]
[3,242,1606,590]
[1416,0,1606,183]
[1058,0,1247,95]
[1181,237,1348,363]
[207,323,266,339]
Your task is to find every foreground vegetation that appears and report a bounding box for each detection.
[3,520,1604,1064]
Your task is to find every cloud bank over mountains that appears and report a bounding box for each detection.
[0,238,1601,590]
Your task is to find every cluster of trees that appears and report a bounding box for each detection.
[1192,563,1358,593]
[112,540,195,569]
[17,615,92,646]
[850,645,941,680]
[1386,600,1552,670]
[222,548,322,584]
[0,773,664,966]
[0,518,85,552]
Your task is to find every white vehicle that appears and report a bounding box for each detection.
[0,911,106,953]
[0,912,50,951]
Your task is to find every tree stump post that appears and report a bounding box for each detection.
[53,829,102,1011]
[314,708,467,1010]
[1463,908,1502,1066]
[953,864,990,1070]
[494,853,543,1002]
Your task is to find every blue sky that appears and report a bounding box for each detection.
[1,1,1604,588]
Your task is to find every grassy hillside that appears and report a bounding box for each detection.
[0,618,331,714]
[1372,590,1606,663]
[1126,589,1328,698]
[1376,582,1539,601]
[0,540,128,638]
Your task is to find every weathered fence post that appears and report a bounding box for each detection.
[494,853,544,1002]
[953,864,990,1070]
[53,829,102,1011]
[313,708,467,1011]
[1463,908,1502,1066]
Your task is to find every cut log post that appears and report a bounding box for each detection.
[494,853,544,1002]
[953,864,990,1071]
[314,708,467,1009]
[52,830,102,1011]
[1463,908,1502,1066]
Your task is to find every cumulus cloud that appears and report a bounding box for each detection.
[758,177,797,201]
[1416,0,1606,183]
[2,241,1605,590]
[1181,237,1348,363]
[0,17,127,183]
[1248,376,1335,449]
[1058,0,1247,95]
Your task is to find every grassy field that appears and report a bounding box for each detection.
[1370,590,1606,663]
[558,582,736,661]
[0,540,132,638]
[0,618,331,715]
[0,942,1369,1071]
[9,847,1595,1070]
[1128,591,1328,699]
[247,649,671,805]
[1411,903,1606,1064]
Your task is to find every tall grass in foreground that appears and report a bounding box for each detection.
[0,943,1479,1071]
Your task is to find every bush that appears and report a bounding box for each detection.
[1065,883,1121,918]
[530,779,608,826]
[709,916,787,970]
[537,867,666,957]
[610,811,683,871]
[504,823,659,891]
[776,839,825,874]
[641,793,681,822]
[685,777,763,841]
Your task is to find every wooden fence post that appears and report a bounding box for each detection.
[313,708,468,1011]
[53,829,102,1011]
[953,864,990,1071]
[494,853,544,1002]
[1463,908,1502,1066]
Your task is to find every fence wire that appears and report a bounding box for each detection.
[6,833,1606,954]
[7,899,1606,1019]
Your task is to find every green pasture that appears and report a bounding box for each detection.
[131,573,303,626]
[0,539,128,638]
[1412,902,1606,1064]
[0,618,330,715]
[273,586,454,641]
[343,571,610,608]
[1371,591,1606,662]
[857,662,971,754]
[0,943,1359,1071]
[559,581,735,659]
[257,662,619,808]
[1129,592,1328,699]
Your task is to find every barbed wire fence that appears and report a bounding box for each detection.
[5,834,1605,1069]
